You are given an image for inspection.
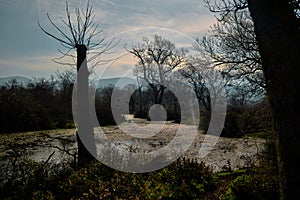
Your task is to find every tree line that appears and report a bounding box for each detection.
[0,69,271,138]
[0,71,74,133]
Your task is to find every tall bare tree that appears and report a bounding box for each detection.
[180,62,211,112]
[38,0,116,166]
[179,57,228,132]
[127,35,186,104]
[196,8,264,97]
[204,0,300,198]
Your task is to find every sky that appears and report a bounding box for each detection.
[0,0,216,79]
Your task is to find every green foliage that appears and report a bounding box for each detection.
[222,171,279,200]
[221,136,279,200]
[0,157,217,200]
[0,129,280,199]
[0,155,74,199]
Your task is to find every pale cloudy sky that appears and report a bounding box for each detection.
[0,0,216,79]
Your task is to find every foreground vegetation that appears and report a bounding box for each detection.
[0,134,278,200]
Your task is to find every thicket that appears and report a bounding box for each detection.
[0,75,119,133]
[0,135,279,199]
[0,74,74,133]
[0,157,217,200]
[221,99,273,138]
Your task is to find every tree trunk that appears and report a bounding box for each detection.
[247,0,300,199]
[76,44,97,167]
[149,83,164,104]
[157,85,165,105]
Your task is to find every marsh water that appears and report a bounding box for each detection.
[0,119,266,173]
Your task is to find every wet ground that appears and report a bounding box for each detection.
[0,118,266,173]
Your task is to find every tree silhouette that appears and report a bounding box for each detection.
[38,0,116,166]
[127,35,186,104]
[198,10,265,93]
[180,63,211,112]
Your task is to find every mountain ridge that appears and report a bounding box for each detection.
[0,76,32,86]
[0,75,137,89]
[97,77,137,89]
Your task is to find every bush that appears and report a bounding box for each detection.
[221,101,272,138]
[0,156,74,200]
[0,157,217,200]
[222,171,279,200]
[0,85,52,133]
[222,135,279,200]
[221,110,244,138]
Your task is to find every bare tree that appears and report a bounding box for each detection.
[180,62,211,112]
[38,0,116,166]
[127,35,186,104]
[196,9,265,97]
[204,0,300,198]
[179,57,228,132]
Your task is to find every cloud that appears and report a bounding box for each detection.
[92,0,215,37]
[0,55,69,78]
[93,52,136,79]
[0,0,216,78]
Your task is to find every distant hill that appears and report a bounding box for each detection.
[0,75,137,89]
[0,76,32,87]
[97,77,137,89]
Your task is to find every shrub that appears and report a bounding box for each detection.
[222,134,279,199]
[0,157,217,200]
[221,101,272,138]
